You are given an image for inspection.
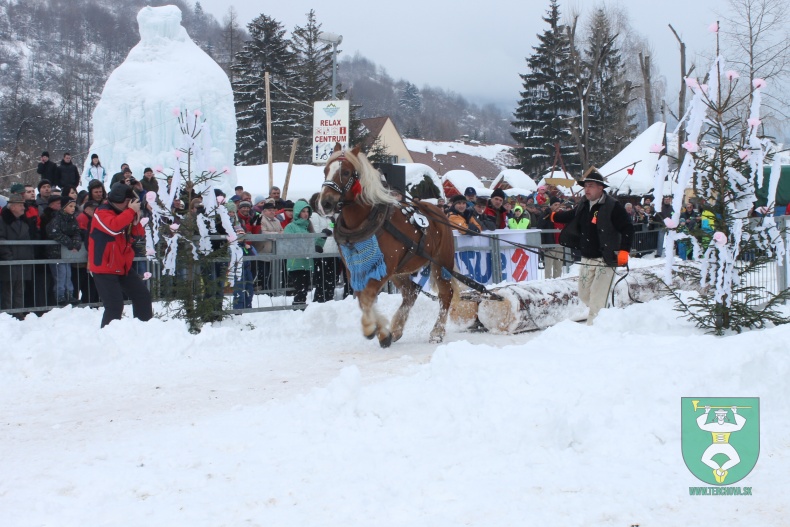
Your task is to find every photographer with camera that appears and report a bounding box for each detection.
[88,183,153,328]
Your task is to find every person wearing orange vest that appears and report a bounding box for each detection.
[88,183,153,327]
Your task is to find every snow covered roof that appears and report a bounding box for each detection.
[491,169,538,195]
[442,169,487,195]
[397,163,444,198]
[600,122,666,196]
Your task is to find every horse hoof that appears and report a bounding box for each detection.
[391,332,403,343]
[364,332,376,340]
[379,334,393,348]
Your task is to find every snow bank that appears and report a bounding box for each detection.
[1,289,788,525]
[235,163,325,202]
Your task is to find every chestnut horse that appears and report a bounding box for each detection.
[319,144,458,346]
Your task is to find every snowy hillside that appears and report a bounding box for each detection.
[1,286,788,525]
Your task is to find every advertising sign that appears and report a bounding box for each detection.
[313,100,350,163]
[412,230,540,289]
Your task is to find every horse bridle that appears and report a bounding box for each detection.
[321,156,358,208]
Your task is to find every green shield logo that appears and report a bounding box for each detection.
[681,397,759,485]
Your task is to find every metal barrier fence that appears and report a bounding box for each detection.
[1,221,788,316]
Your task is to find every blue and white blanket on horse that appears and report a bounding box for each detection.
[340,235,387,291]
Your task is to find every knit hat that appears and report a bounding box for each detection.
[238,200,252,209]
[229,195,241,202]
[41,151,49,157]
[47,195,62,205]
[254,195,266,204]
[9,183,25,195]
[107,183,133,204]
[83,200,99,210]
[513,205,523,213]
[60,196,76,208]
[450,194,467,204]
[224,201,237,213]
[37,179,51,191]
[464,186,477,197]
[283,200,294,211]
[491,188,506,200]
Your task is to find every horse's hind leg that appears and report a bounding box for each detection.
[389,274,420,343]
[357,282,392,347]
[429,266,453,343]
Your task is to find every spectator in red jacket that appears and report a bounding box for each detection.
[88,183,152,327]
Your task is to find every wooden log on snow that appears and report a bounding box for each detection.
[451,264,701,334]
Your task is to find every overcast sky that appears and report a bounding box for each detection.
[197,0,722,110]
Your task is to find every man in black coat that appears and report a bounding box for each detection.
[551,169,634,323]
[0,195,35,315]
[37,151,59,186]
[56,152,81,188]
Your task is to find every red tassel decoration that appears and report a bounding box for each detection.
[351,180,362,199]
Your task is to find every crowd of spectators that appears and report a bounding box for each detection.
[0,151,348,317]
[4,153,788,318]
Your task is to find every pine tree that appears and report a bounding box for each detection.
[157,109,237,334]
[585,8,636,167]
[661,32,790,334]
[232,14,299,165]
[291,9,334,163]
[399,81,422,138]
[511,0,579,178]
[365,136,393,164]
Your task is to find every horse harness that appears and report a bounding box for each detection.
[324,158,501,299]
[335,201,501,300]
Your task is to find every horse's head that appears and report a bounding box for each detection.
[319,143,361,214]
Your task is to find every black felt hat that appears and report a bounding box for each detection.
[579,168,608,188]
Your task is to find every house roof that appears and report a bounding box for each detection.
[407,150,503,182]
[359,117,390,148]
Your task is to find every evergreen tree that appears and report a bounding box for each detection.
[157,109,237,334]
[585,8,636,167]
[365,136,394,164]
[232,14,299,165]
[661,36,790,334]
[291,9,334,163]
[511,0,579,178]
[399,81,422,138]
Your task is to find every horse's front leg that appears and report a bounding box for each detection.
[357,281,392,348]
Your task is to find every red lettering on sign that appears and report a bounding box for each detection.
[511,249,529,281]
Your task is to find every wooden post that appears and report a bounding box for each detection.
[265,71,273,191]
[282,138,299,199]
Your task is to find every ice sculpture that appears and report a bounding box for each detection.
[85,5,236,190]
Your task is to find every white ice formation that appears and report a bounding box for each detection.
[85,5,236,190]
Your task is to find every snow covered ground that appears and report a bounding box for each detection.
[2,276,789,526]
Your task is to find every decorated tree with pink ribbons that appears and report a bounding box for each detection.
[659,23,790,334]
[151,108,240,333]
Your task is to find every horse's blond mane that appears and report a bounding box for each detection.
[328,149,398,207]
